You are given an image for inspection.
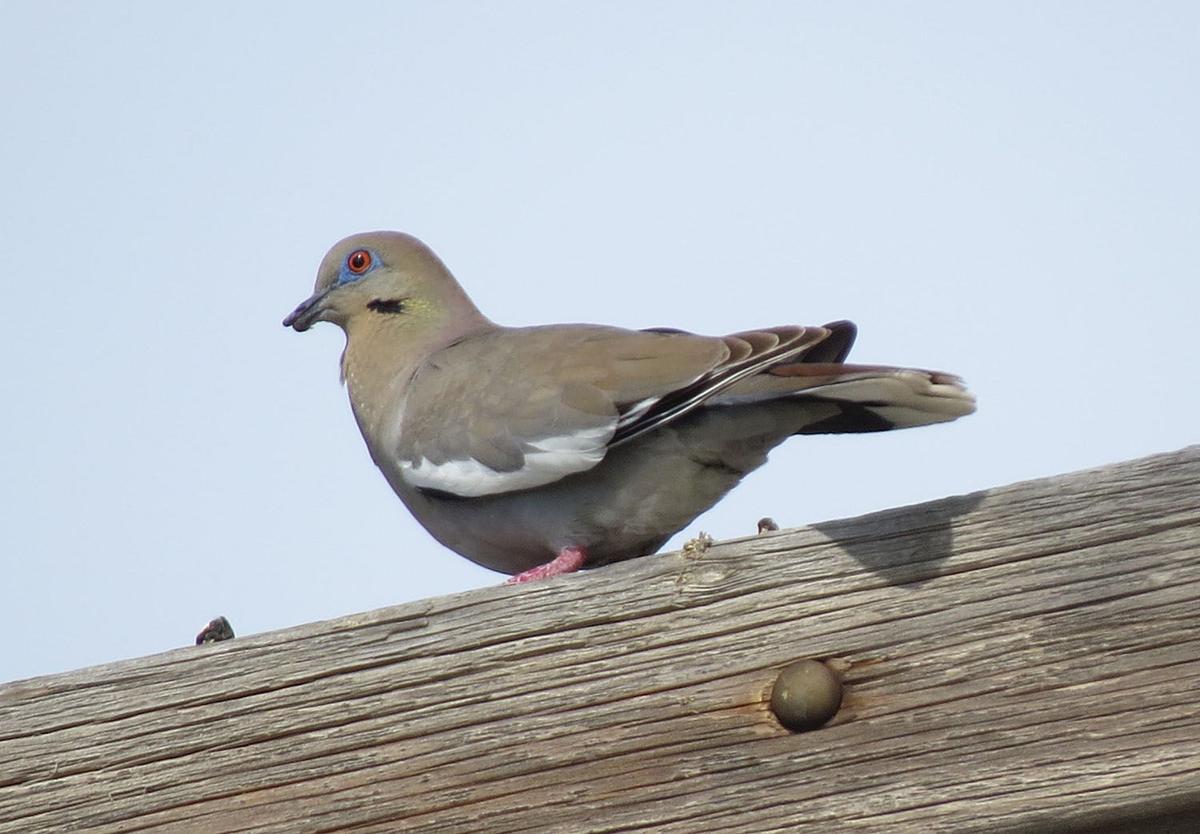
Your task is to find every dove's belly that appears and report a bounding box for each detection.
[377,407,789,575]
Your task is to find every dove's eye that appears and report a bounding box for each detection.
[347,250,372,274]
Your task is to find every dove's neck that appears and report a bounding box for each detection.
[341,305,494,449]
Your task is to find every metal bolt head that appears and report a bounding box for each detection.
[770,659,843,731]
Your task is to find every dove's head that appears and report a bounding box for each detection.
[283,231,489,337]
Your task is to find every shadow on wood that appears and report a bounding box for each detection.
[1,447,1198,833]
[813,491,986,584]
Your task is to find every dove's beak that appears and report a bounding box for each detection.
[283,287,334,331]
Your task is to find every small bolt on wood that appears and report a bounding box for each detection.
[770,659,843,731]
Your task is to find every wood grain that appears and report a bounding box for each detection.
[1,447,1198,833]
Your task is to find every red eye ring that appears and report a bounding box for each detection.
[347,249,372,274]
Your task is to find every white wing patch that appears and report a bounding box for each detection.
[399,424,614,497]
[616,396,660,429]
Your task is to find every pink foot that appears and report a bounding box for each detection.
[506,546,587,584]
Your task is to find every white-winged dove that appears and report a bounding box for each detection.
[284,232,975,583]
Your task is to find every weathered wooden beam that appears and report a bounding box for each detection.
[2,447,1198,833]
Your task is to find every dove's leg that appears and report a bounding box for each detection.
[506,546,587,584]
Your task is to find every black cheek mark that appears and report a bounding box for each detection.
[367,298,407,314]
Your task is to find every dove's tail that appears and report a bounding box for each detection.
[715,358,976,434]
[618,318,973,444]
[779,363,975,433]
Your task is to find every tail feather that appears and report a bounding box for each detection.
[717,362,976,433]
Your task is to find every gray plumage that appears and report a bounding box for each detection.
[284,231,975,579]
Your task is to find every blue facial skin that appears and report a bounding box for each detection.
[335,248,383,286]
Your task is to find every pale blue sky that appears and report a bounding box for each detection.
[2,3,1197,683]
